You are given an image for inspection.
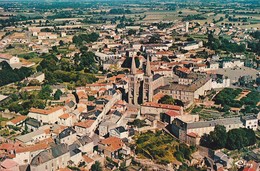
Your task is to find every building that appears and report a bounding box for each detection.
[95,51,121,61]
[13,143,49,165]
[221,60,244,69]
[141,102,183,117]
[171,116,255,145]
[26,72,45,83]
[214,151,234,169]
[109,126,128,139]
[28,106,64,125]
[128,57,164,104]
[241,115,258,131]
[159,75,212,103]
[185,22,189,33]
[15,129,50,145]
[0,159,19,171]
[98,137,125,159]
[0,53,20,65]
[55,127,77,145]
[30,144,71,171]
[74,120,96,136]
[0,53,21,68]
[6,115,27,127]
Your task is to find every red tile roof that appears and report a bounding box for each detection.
[165,110,180,117]
[59,113,70,119]
[187,132,198,138]
[83,155,94,163]
[142,102,182,111]
[16,142,49,153]
[75,120,95,128]
[30,106,63,115]
[9,115,27,124]
[100,137,123,152]
[0,159,18,169]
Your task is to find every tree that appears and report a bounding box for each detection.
[159,95,175,105]
[8,102,23,113]
[209,125,227,149]
[54,89,63,100]
[52,46,58,52]
[38,85,53,99]
[59,40,64,46]
[128,29,136,36]
[149,34,161,43]
[72,33,99,46]
[158,95,184,106]
[91,161,102,171]
[200,125,228,150]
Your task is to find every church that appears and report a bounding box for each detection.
[128,57,165,105]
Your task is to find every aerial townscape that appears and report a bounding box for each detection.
[0,0,259,170]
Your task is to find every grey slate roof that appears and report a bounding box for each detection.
[31,143,69,166]
[16,129,45,143]
[186,117,242,129]
[58,127,76,139]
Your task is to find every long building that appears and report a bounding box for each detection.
[171,115,258,145]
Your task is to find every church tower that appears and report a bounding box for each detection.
[142,56,153,103]
[128,57,140,104]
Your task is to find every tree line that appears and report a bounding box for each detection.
[0,62,32,87]
[200,125,256,150]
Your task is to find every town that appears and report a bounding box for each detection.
[0,0,259,171]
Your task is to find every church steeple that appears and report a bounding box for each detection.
[131,57,137,74]
[145,56,152,76]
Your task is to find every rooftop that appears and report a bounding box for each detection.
[186,117,242,129]
[29,106,63,115]
[142,102,182,111]
[75,120,95,128]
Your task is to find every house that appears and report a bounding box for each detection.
[30,143,70,171]
[99,121,117,137]
[74,120,96,136]
[161,110,181,124]
[13,143,50,165]
[15,129,50,145]
[76,135,94,153]
[0,159,19,171]
[109,126,128,139]
[26,72,45,83]
[180,41,203,51]
[0,142,20,159]
[82,155,95,170]
[25,118,41,132]
[37,32,57,40]
[95,51,121,61]
[58,113,75,127]
[242,160,259,171]
[28,106,64,125]
[6,115,27,127]
[69,143,82,165]
[241,115,258,131]
[0,53,20,65]
[221,60,244,69]
[214,151,234,169]
[56,127,77,145]
[98,137,124,159]
[141,102,183,120]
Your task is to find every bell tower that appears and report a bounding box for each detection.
[128,57,140,104]
[143,56,153,103]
